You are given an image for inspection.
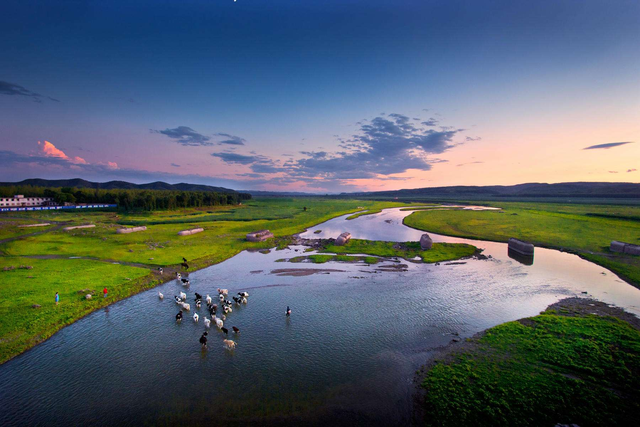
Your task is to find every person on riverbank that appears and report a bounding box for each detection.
[103,287,108,298]
[55,292,59,305]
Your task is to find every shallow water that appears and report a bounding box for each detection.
[1,208,639,426]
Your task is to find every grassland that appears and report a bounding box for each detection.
[404,201,640,286]
[420,298,640,426]
[0,218,55,241]
[0,198,416,363]
[0,257,154,364]
[320,238,477,263]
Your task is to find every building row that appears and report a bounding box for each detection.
[0,195,54,208]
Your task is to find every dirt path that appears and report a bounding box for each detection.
[13,254,160,270]
[0,220,69,246]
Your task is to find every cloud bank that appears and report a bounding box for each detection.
[209,112,471,190]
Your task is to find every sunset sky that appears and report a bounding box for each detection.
[1,0,638,193]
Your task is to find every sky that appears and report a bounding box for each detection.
[0,0,638,193]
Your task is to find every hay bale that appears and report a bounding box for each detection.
[246,230,274,242]
[177,228,204,236]
[625,244,640,256]
[63,224,95,231]
[116,226,147,234]
[612,241,640,256]
[335,232,351,246]
[420,233,433,250]
[610,240,626,253]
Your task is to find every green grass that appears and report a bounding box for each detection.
[0,218,54,240]
[0,257,153,364]
[2,199,410,266]
[320,239,477,263]
[0,198,412,363]
[421,309,640,426]
[404,201,640,286]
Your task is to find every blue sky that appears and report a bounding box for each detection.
[1,0,638,192]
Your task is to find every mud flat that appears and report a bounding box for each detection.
[269,268,346,277]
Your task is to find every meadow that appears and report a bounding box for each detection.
[0,198,423,363]
[403,202,640,286]
[421,299,640,426]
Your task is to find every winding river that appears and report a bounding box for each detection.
[1,208,638,426]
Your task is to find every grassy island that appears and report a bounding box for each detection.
[320,238,477,263]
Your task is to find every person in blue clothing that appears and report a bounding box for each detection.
[55,292,59,305]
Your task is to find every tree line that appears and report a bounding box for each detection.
[0,185,251,211]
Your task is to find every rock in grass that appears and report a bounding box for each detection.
[420,233,433,250]
[31,304,41,309]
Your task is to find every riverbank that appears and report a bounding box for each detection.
[416,297,640,426]
[403,201,640,288]
[0,199,414,364]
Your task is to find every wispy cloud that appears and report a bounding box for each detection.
[583,141,633,150]
[171,163,180,167]
[211,152,261,165]
[151,126,213,146]
[628,168,637,173]
[215,133,246,145]
[456,161,484,167]
[0,81,59,103]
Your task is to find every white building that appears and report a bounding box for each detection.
[0,195,54,208]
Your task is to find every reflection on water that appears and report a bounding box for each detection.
[1,208,639,426]
[508,248,535,266]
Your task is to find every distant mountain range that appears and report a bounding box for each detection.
[0,178,241,194]
[345,182,640,199]
[1,179,638,199]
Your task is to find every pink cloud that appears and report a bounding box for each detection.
[107,161,118,169]
[38,140,68,160]
[37,140,87,164]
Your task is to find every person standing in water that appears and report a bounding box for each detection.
[286,306,291,317]
[55,292,59,305]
